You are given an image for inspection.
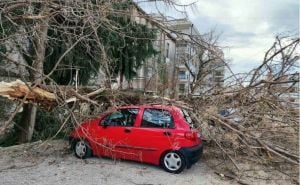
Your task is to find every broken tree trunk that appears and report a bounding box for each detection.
[16,5,50,143]
[0,79,107,140]
[0,80,56,108]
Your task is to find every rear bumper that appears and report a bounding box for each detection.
[179,144,203,169]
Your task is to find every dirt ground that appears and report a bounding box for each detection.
[0,140,295,185]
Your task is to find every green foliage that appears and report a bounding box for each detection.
[0,1,158,145]
[44,28,100,85]
[101,3,158,80]
[32,108,67,141]
[0,108,67,147]
[0,15,15,62]
[1,1,157,85]
[0,45,6,60]
[43,2,157,84]
[0,17,17,40]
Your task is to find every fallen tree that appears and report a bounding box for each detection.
[0,80,56,107]
[2,36,299,184]
[0,1,298,182]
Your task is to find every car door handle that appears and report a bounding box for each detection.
[163,132,171,136]
[124,128,131,133]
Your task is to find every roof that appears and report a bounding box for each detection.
[113,104,183,112]
[131,2,177,42]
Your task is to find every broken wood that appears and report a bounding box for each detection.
[0,80,56,106]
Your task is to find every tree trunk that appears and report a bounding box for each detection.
[119,72,124,89]
[16,104,37,143]
[119,57,124,89]
[17,6,49,143]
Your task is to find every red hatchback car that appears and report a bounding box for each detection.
[69,104,203,173]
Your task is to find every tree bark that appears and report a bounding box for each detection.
[119,71,124,89]
[17,5,49,143]
[16,104,37,143]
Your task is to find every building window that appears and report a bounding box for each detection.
[215,82,222,87]
[147,67,153,78]
[215,71,223,76]
[166,43,170,58]
[179,71,186,80]
[177,43,187,48]
[179,84,185,93]
[215,77,224,82]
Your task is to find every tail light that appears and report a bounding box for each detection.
[184,131,197,140]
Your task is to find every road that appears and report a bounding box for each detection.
[0,140,238,185]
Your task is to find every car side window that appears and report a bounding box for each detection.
[182,109,194,128]
[141,108,174,128]
[101,109,138,127]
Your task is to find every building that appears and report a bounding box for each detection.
[168,18,225,96]
[92,3,225,97]
[124,9,177,95]
[271,74,299,110]
[167,18,200,96]
[93,3,178,96]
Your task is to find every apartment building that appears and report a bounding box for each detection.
[94,3,225,97]
[271,74,299,110]
[168,18,200,95]
[195,48,225,95]
[168,18,225,96]
[110,3,177,96]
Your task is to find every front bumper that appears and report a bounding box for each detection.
[179,144,203,169]
[69,136,77,149]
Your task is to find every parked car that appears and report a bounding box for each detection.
[69,104,203,173]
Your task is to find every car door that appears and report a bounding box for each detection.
[129,108,176,165]
[95,108,139,160]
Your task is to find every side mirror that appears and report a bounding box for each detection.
[101,119,109,128]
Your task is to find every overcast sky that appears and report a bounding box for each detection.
[136,0,299,74]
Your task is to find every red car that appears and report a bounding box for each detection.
[69,105,203,173]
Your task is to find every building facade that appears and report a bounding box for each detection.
[111,4,178,96]
[93,3,225,97]
[169,18,225,96]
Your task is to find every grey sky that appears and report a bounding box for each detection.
[136,0,299,74]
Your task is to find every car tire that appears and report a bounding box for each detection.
[73,140,92,159]
[160,151,186,173]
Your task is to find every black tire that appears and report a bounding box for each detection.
[160,151,186,173]
[73,140,92,159]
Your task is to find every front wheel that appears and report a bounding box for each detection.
[161,151,186,173]
[73,140,92,159]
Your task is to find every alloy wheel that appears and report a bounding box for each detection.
[163,152,182,171]
[75,140,87,158]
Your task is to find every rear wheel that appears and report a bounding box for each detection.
[74,140,92,159]
[161,151,186,173]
